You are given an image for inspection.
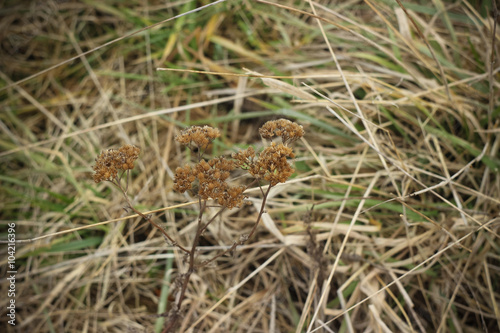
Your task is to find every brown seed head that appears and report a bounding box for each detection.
[92,144,140,183]
[232,146,256,169]
[259,118,304,145]
[247,142,295,186]
[173,156,246,209]
[175,125,221,150]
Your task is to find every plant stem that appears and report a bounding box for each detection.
[195,184,272,269]
[112,179,191,255]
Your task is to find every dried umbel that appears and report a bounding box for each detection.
[92,144,140,183]
[234,142,295,186]
[174,126,246,209]
[233,119,303,186]
[173,158,246,209]
[259,118,305,145]
[173,119,304,207]
[175,125,221,151]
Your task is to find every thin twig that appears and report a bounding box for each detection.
[114,180,191,255]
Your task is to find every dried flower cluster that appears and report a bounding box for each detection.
[233,142,295,186]
[92,144,140,183]
[232,119,303,186]
[259,118,305,145]
[173,119,304,205]
[175,125,221,150]
[174,158,246,209]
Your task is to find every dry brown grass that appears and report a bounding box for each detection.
[0,0,499,332]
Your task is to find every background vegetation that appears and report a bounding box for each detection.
[0,0,498,332]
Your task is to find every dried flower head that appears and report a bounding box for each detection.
[259,118,305,145]
[233,120,303,186]
[174,157,246,209]
[175,125,221,150]
[246,142,295,186]
[93,144,140,183]
[232,146,256,170]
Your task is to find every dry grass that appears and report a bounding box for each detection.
[0,0,499,332]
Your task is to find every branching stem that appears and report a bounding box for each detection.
[111,179,191,255]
